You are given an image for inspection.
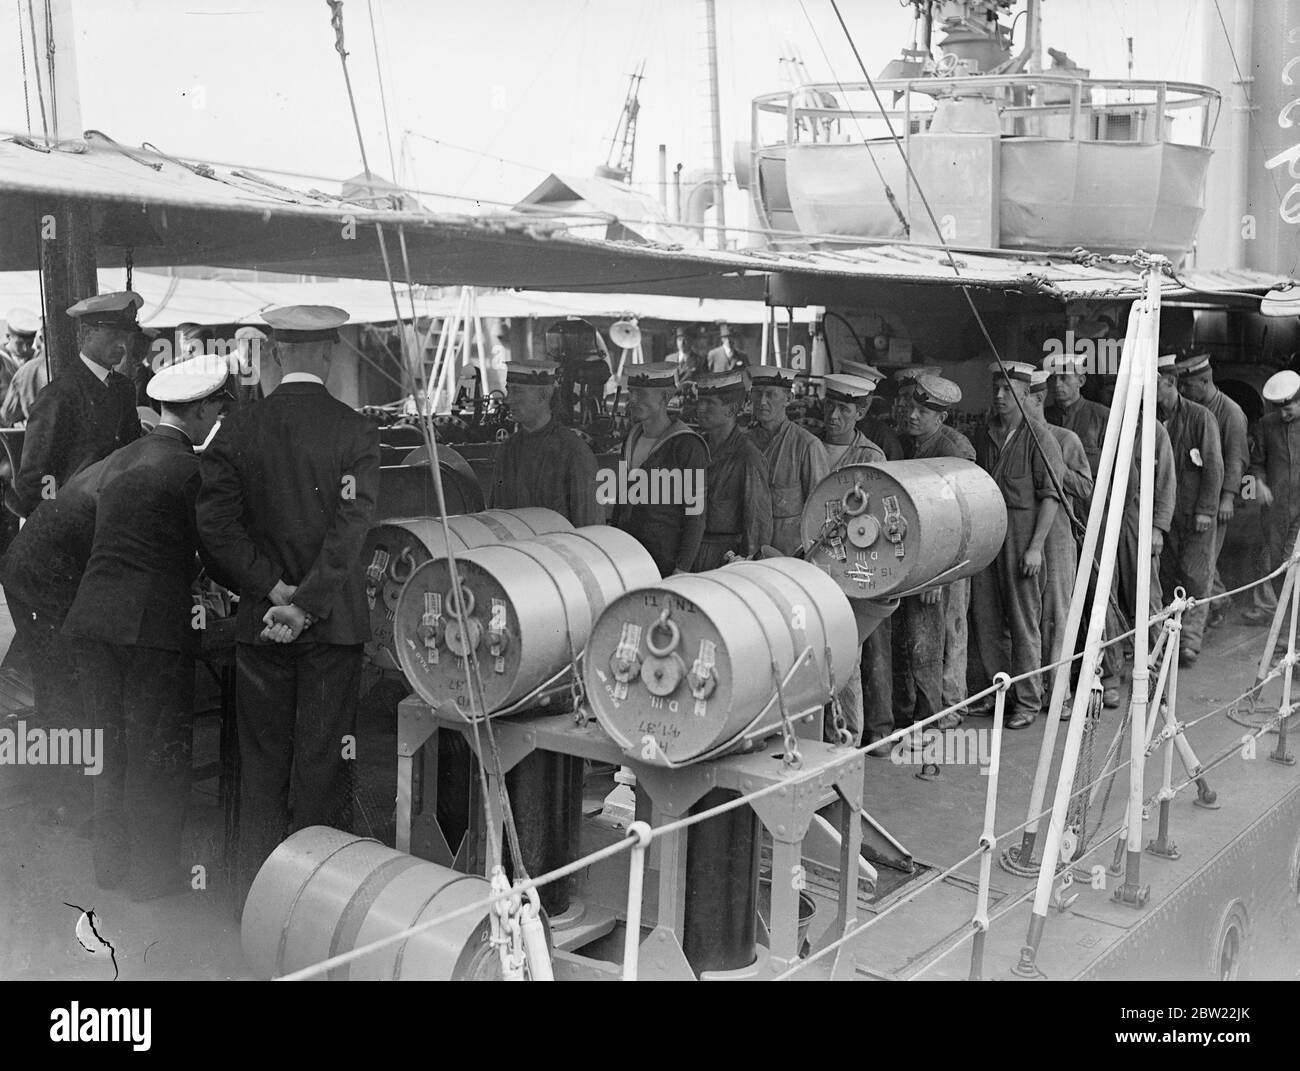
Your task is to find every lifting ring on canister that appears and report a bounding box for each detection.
[444,583,476,619]
[645,614,680,658]
[841,482,868,517]
[389,545,418,585]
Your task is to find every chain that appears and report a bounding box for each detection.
[830,695,853,748]
[489,866,526,980]
[1087,698,1130,849]
[772,658,803,770]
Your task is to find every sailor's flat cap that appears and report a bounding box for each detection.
[747,365,797,388]
[823,373,876,404]
[147,353,231,404]
[66,291,142,328]
[988,360,1035,382]
[695,368,746,395]
[4,308,39,335]
[624,362,679,388]
[1029,369,1052,393]
[836,359,885,383]
[910,374,962,410]
[1263,369,1300,404]
[1175,353,1213,378]
[506,359,559,386]
[234,325,268,342]
[262,305,348,342]
[1157,353,1179,372]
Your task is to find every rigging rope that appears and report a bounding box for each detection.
[796,0,910,236]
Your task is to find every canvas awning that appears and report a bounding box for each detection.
[0,133,1289,305]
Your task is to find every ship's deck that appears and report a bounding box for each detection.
[832,618,1300,981]
[2,589,1296,980]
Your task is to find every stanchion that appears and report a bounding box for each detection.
[1006,292,1141,876]
[1271,552,1300,766]
[1146,602,1183,859]
[969,674,1010,981]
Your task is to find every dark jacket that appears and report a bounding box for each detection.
[611,419,709,576]
[0,437,150,621]
[197,381,381,646]
[1045,396,1110,479]
[858,414,904,461]
[1161,394,1224,519]
[10,355,140,516]
[63,426,224,653]
[488,417,602,527]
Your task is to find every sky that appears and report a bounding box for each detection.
[0,0,1210,220]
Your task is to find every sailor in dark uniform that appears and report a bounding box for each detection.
[10,292,142,517]
[0,445,143,831]
[612,362,709,576]
[196,305,381,911]
[488,358,601,526]
[63,355,233,899]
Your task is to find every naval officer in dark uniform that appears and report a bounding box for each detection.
[196,306,381,911]
[0,438,167,831]
[10,292,142,518]
[63,355,233,899]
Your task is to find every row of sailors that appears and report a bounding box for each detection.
[490,349,1297,746]
[8,292,1298,910]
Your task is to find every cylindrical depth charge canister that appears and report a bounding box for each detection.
[799,458,1006,600]
[393,526,659,717]
[240,826,504,980]
[583,558,857,766]
[362,509,572,671]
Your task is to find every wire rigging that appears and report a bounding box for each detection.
[365,0,398,182]
[797,0,910,235]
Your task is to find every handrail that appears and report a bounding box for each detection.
[273,547,1297,983]
[753,74,1221,109]
[752,73,1221,151]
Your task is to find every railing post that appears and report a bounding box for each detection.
[970,673,1010,981]
[621,821,653,981]
[1272,554,1300,766]
[1146,602,1183,859]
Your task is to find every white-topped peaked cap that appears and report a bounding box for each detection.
[823,373,877,404]
[4,308,39,335]
[67,291,143,327]
[1263,370,1300,404]
[262,305,349,342]
[147,353,230,404]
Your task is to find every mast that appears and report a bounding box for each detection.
[30,0,96,378]
[700,0,726,248]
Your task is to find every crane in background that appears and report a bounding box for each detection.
[595,62,646,186]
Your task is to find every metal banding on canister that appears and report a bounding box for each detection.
[393,526,659,717]
[583,558,857,766]
[240,826,502,980]
[799,458,1007,599]
[362,509,573,671]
